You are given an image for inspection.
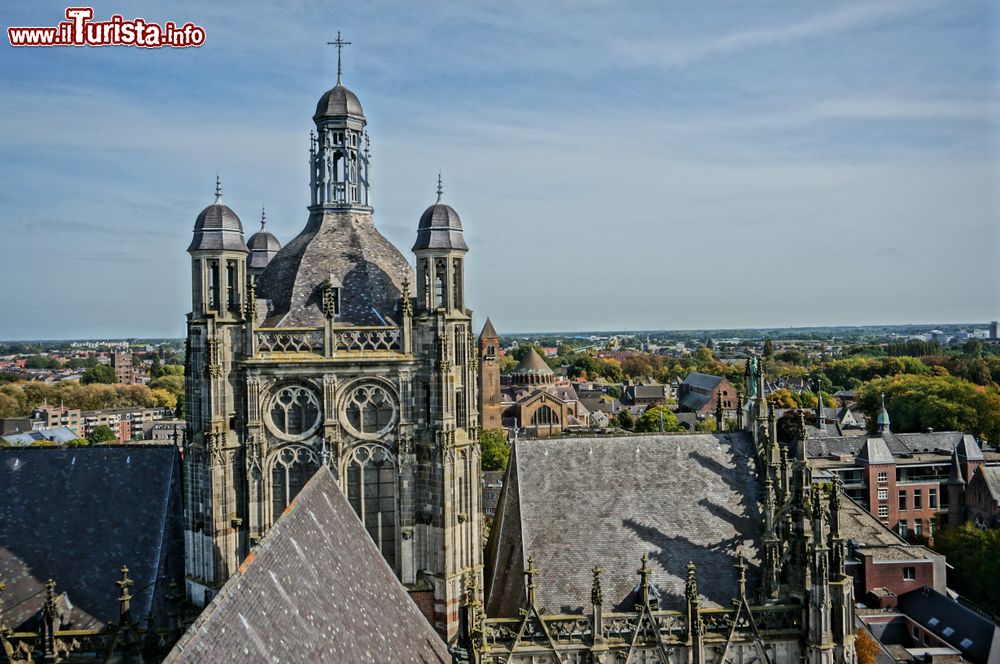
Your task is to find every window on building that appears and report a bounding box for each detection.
[434,260,447,309]
[269,385,322,437]
[878,488,888,500]
[452,259,462,310]
[226,260,237,310]
[914,490,923,510]
[960,638,974,649]
[898,522,909,538]
[456,387,466,426]
[877,471,888,484]
[344,385,396,436]
[270,445,318,519]
[914,521,922,537]
[346,445,396,571]
[878,505,889,518]
[208,261,219,310]
[903,567,916,580]
[899,490,907,511]
[531,405,560,426]
[929,488,938,509]
[942,627,954,637]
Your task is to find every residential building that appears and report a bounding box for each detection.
[677,371,738,418]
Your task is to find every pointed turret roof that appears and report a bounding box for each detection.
[876,393,891,432]
[956,435,985,461]
[948,449,965,485]
[480,317,498,340]
[515,348,552,375]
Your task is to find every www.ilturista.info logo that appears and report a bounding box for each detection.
[8,7,205,48]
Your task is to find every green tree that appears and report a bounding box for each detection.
[65,438,90,447]
[480,428,510,471]
[616,409,635,431]
[87,424,117,445]
[81,364,116,385]
[776,410,805,444]
[150,356,164,379]
[933,523,1000,613]
[762,338,775,359]
[859,374,1000,442]
[635,405,679,433]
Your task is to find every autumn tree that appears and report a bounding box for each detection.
[87,424,117,445]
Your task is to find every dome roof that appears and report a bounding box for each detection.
[314,83,364,122]
[248,229,281,252]
[187,182,248,253]
[412,194,468,252]
[194,203,243,233]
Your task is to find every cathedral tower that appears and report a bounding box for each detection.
[183,52,482,643]
[184,177,249,599]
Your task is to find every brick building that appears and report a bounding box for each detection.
[677,371,738,418]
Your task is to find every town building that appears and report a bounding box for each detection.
[112,349,134,384]
[492,349,587,436]
[677,371,738,419]
[182,61,482,642]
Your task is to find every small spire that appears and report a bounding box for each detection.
[320,437,329,465]
[214,173,222,203]
[436,172,443,203]
[260,206,267,230]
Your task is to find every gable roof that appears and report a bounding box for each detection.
[485,433,760,617]
[0,445,183,630]
[164,466,449,663]
[682,372,723,391]
[971,466,1000,502]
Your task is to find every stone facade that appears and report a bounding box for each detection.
[183,73,482,643]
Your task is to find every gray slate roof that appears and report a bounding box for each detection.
[678,391,712,412]
[257,209,414,327]
[1,426,78,445]
[897,587,1000,664]
[485,433,760,617]
[0,445,182,630]
[164,466,449,664]
[682,372,722,391]
[858,437,894,465]
[188,202,248,253]
[314,82,365,121]
[412,202,468,251]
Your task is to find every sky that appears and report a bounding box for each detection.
[0,0,998,339]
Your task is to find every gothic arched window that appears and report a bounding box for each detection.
[435,260,446,309]
[346,445,397,571]
[268,385,322,441]
[531,405,560,426]
[342,383,397,439]
[270,445,319,520]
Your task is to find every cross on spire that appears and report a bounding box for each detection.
[214,173,222,203]
[327,31,352,84]
[260,206,267,230]
[436,172,443,202]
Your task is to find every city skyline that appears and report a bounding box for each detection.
[1,0,998,339]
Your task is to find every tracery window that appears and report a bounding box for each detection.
[342,383,397,438]
[270,445,319,519]
[346,445,397,571]
[531,405,560,426]
[268,385,322,440]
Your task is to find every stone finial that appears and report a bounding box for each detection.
[591,566,603,606]
[117,565,134,608]
[524,556,537,607]
[214,173,222,203]
[436,172,443,203]
[684,561,699,604]
[401,278,413,318]
[830,474,842,512]
[734,548,747,600]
